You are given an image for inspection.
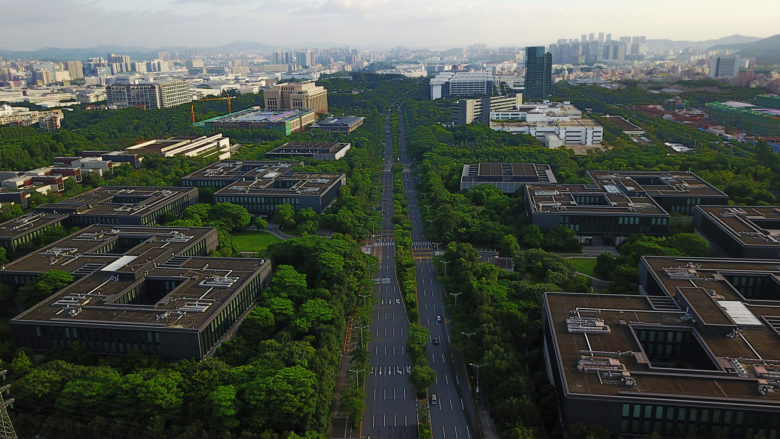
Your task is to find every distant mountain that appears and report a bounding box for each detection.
[712,34,780,65]
[645,34,761,52]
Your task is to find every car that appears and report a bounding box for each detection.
[432,336,440,345]
[436,315,442,323]
[430,393,438,405]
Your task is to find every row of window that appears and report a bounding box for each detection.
[199,273,263,355]
[621,402,780,437]
[9,222,64,248]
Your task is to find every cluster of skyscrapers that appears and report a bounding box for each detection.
[549,33,648,65]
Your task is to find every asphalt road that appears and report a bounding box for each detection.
[361,111,417,439]
[398,110,480,439]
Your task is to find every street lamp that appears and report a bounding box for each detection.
[355,325,368,347]
[349,368,364,387]
[449,291,461,306]
[461,330,477,340]
[469,363,484,397]
[358,294,371,306]
[441,260,449,277]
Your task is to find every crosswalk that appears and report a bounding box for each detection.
[412,241,435,249]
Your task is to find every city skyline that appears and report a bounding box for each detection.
[0,0,778,51]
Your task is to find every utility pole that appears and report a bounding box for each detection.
[469,363,484,399]
[349,368,364,387]
[355,325,368,347]
[449,291,461,306]
[0,370,18,439]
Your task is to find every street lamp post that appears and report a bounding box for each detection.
[355,325,368,347]
[449,291,461,306]
[358,293,371,306]
[441,260,449,277]
[349,368,364,387]
[461,330,477,340]
[469,362,484,397]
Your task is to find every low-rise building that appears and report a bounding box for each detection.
[705,101,780,137]
[0,104,64,131]
[197,107,316,135]
[694,205,780,259]
[125,134,231,160]
[459,163,556,193]
[34,186,198,227]
[266,141,351,161]
[490,101,604,147]
[181,160,301,189]
[8,225,271,359]
[0,212,69,253]
[525,171,727,243]
[544,256,780,438]
[311,116,365,133]
[602,115,646,137]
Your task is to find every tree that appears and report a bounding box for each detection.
[664,233,709,256]
[206,385,240,429]
[17,269,74,307]
[273,204,297,231]
[212,202,251,232]
[409,362,436,391]
[498,234,521,258]
[254,216,269,231]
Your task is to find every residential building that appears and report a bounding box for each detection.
[264,81,328,114]
[544,257,780,439]
[106,80,191,109]
[34,186,198,227]
[459,163,556,193]
[525,46,552,99]
[266,141,351,161]
[64,61,84,80]
[125,134,231,160]
[182,161,344,214]
[311,116,365,133]
[429,72,494,100]
[197,108,316,136]
[452,94,523,125]
[0,104,64,130]
[9,225,272,360]
[694,205,780,259]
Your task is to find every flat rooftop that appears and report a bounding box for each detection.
[546,256,780,405]
[312,116,365,127]
[602,115,644,131]
[181,160,301,182]
[267,141,351,155]
[697,205,780,247]
[197,107,314,125]
[1,225,216,276]
[0,212,69,239]
[461,163,557,184]
[35,186,196,218]
[13,256,266,330]
[526,183,666,215]
[215,172,345,197]
[587,171,727,198]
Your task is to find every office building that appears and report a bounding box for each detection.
[311,116,365,133]
[452,94,523,125]
[705,101,780,137]
[709,56,741,79]
[197,108,316,136]
[125,134,231,160]
[525,47,552,99]
[264,81,328,114]
[459,163,556,193]
[490,101,603,147]
[0,212,69,253]
[9,225,272,360]
[694,206,780,259]
[34,186,198,227]
[544,256,780,438]
[266,141,351,161]
[429,72,494,100]
[182,160,344,214]
[525,171,727,242]
[106,80,191,109]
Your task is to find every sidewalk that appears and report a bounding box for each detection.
[330,317,360,439]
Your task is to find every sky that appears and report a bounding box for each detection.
[1,0,778,51]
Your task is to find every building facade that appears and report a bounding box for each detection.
[311,116,365,133]
[452,94,523,125]
[264,81,328,114]
[106,80,190,109]
[694,205,780,259]
[525,46,552,99]
[429,72,494,100]
[266,141,351,161]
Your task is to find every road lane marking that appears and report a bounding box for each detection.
[467,426,471,438]
[454,426,458,438]
[442,353,445,363]
[403,388,407,399]
[461,398,464,410]
[405,414,408,426]
[442,426,446,438]
[449,399,453,410]
[384,414,386,427]
[445,375,448,384]
[372,415,375,428]
[394,387,396,399]
[394,414,397,426]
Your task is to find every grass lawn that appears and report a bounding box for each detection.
[567,257,597,277]
[232,231,282,253]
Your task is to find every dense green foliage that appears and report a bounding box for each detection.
[4,235,374,439]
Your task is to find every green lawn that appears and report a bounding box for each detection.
[232,231,282,252]
[567,257,597,277]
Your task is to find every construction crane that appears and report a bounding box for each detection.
[191,95,234,123]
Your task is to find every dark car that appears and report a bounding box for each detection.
[432,336,440,345]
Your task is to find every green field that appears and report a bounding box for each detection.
[232,231,282,252]
[567,257,597,277]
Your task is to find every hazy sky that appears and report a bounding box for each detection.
[1,0,778,51]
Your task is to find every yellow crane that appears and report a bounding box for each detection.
[191,95,234,123]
